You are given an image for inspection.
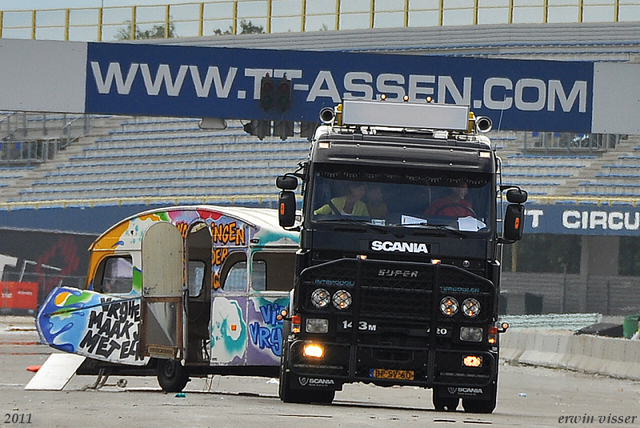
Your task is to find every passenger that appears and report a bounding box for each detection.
[314,182,369,216]
[365,185,389,218]
[424,181,475,217]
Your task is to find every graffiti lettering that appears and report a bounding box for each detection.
[212,222,246,246]
[213,247,229,266]
[260,303,284,326]
[249,322,282,356]
[249,303,285,357]
[176,222,189,238]
[79,298,143,362]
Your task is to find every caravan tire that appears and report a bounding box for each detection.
[156,359,190,392]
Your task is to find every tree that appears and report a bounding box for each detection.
[115,20,177,40]
[213,19,265,35]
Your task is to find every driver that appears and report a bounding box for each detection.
[424,181,475,217]
[314,182,369,216]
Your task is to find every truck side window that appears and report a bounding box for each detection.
[98,256,133,294]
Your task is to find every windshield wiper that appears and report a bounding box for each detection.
[315,218,389,233]
[392,222,467,237]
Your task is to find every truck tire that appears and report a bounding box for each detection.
[433,387,459,412]
[156,359,190,392]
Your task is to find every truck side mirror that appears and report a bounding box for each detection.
[503,204,525,241]
[279,191,296,227]
[506,188,527,204]
[276,175,298,190]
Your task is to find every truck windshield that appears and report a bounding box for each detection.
[310,165,493,233]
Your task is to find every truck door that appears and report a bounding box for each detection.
[140,222,184,360]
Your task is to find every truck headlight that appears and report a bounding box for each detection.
[311,288,331,308]
[332,290,352,310]
[303,344,324,358]
[463,355,483,367]
[462,298,481,318]
[460,326,483,342]
[440,296,459,316]
[306,318,329,333]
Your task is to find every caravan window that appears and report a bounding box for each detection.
[188,260,205,297]
[224,262,247,292]
[251,252,295,291]
[98,256,133,294]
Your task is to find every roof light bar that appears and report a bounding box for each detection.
[341,100,470,131]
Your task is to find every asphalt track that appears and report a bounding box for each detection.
[1,316,639,428]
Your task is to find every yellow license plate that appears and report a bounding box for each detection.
[370,368,415,380]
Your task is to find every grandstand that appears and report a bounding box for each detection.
[2,115,308,206]
[500,134,640,201]
[2,114,636,208]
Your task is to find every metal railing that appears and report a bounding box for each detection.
[0,112,92,165]
[522,132,619,155]
[0,0,639,42]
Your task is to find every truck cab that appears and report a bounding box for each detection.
[276,100,526,413]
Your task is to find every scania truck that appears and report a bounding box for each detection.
[276,99,527,413]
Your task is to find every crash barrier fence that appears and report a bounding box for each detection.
[1,0,640,42]
[500,327,640,380]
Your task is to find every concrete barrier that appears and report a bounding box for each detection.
[500,329,640,381]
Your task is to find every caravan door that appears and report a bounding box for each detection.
[140,222,184,359]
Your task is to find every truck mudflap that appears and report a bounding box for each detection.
[289,257,497,389]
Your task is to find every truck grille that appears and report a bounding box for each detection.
[300,258,494,322]
[293,258,497,387]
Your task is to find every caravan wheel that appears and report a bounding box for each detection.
[156,359,190,392]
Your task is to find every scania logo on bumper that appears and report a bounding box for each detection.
[448,387,484,396]
[371,240,429,253]
[298,377,335,387]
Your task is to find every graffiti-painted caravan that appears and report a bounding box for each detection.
[36,206,298,391]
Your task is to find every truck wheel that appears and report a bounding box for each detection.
[462,385,497,414]
[156,359,190,392]
[433,388,459,411]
